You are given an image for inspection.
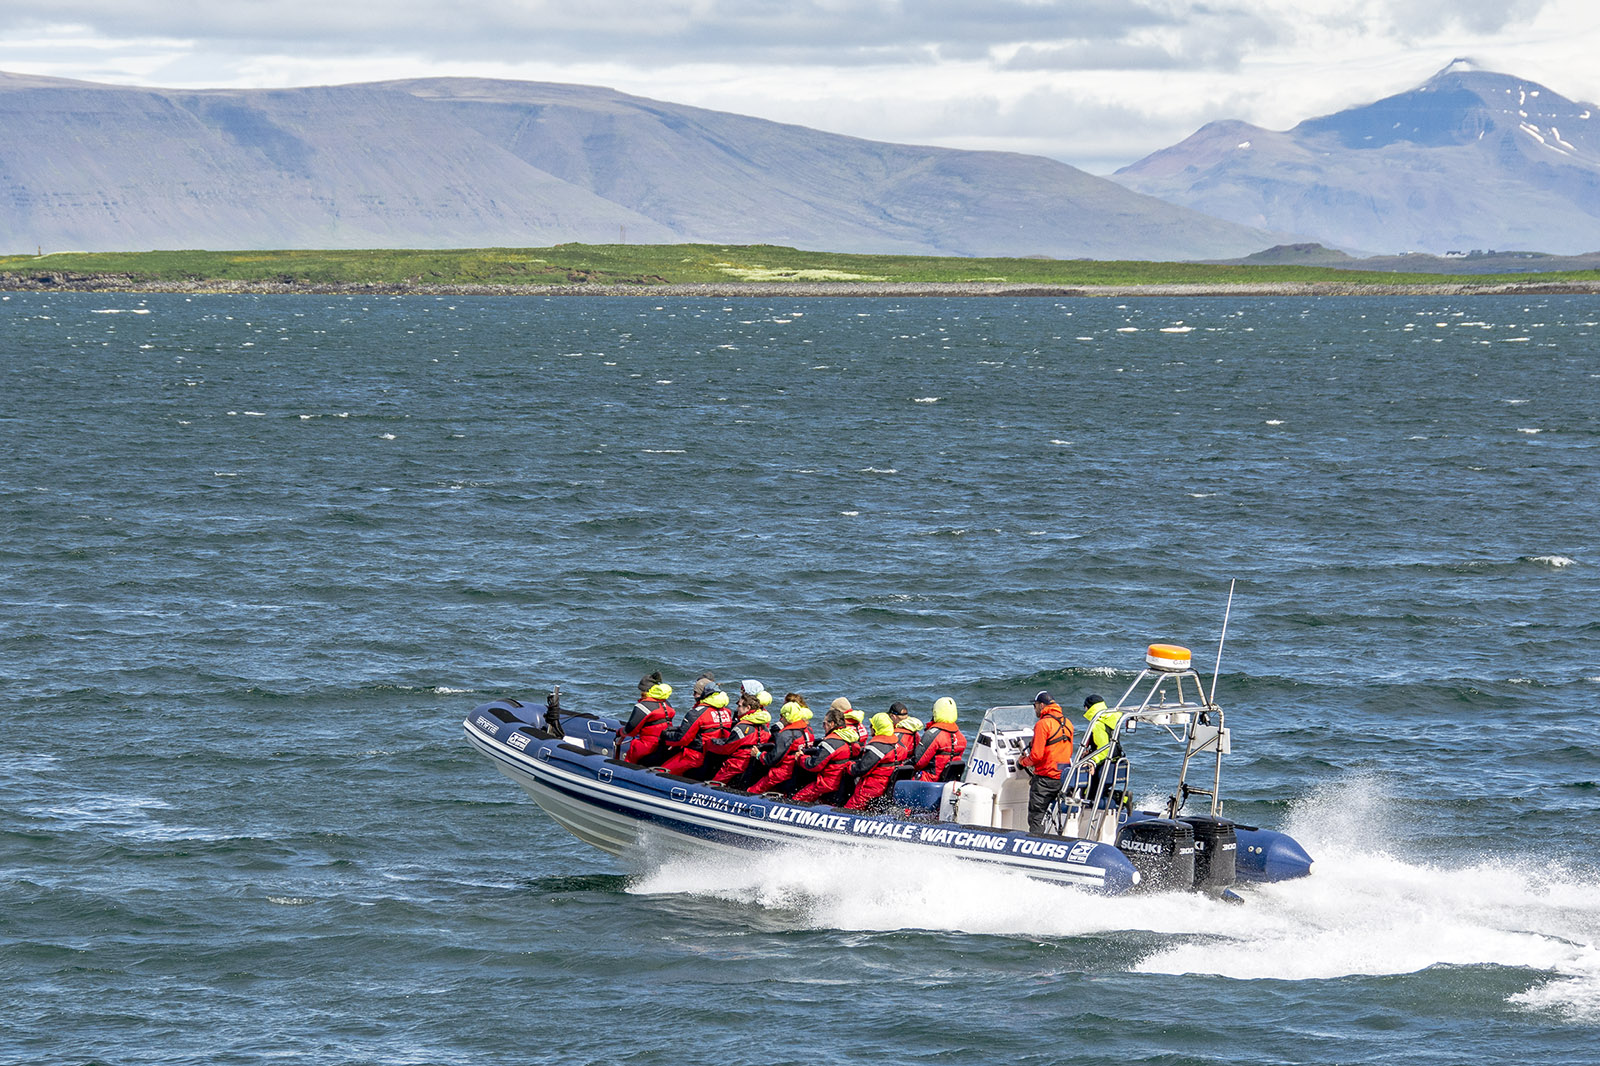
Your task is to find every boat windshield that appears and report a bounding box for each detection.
[978,705,1036,734]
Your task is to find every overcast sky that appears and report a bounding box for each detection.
[3,1,1598,173]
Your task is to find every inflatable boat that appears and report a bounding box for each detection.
[462,644,1313,896]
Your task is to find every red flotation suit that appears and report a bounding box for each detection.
[749,717,815,793]
[791,726,861,804]
[912,720,967,782]
[708,710,773,784]
[844,734,903,810]
[619,691,674,766]
[661,694,735,776]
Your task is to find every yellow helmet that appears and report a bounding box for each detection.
[869,712,894,736]
[647,683,673,701]
[780,701,813,724]
[705,690,729,709]
[931,697,958,724]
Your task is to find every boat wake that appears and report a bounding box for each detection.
[629,775,1600,1019]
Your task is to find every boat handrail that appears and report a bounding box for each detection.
[1050,664,1230,835]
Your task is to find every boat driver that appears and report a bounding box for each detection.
[1017,690,1073,834]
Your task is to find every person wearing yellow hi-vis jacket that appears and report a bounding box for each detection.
[1081,694,1124,803]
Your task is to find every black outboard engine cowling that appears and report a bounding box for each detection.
[1116,818,1196,892]
[1181,815,1238,893]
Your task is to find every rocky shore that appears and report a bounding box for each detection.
[4,271,1599,298]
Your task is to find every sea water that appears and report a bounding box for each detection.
[2,292,1598,1065]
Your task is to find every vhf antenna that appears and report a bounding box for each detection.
[1208,579,1236,709]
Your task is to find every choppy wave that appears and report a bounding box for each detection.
[9,292,1600,1065]
[1523,555,1577,568]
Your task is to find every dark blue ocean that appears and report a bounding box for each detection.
[4,292,1598,1065]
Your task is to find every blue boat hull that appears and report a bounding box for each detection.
[464,700,1141,893]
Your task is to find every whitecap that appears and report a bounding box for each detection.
[431,686,472,694]
[1133,776,1600,994]
[380,433,397,440]
[267,897,317,906]
[1160,326,1194,333]
[912,397,939,404]
[642,449,686,454]
[1187,492,1216,498]
[839,510,860,516]
[860,467,898,475]
[1518,427,1543,434]
[1117,327,1140,333]
[1265,419,1285,426]
[1524,555,1576,568]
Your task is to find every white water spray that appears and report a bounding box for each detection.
[628,775,1600,1018]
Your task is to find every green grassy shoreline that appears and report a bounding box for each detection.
[3,244,1599,291]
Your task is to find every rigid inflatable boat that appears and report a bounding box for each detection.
[462,645,1313,896]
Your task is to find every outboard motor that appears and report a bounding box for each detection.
[1116,818,1196,892]
[1181,815,1238,893]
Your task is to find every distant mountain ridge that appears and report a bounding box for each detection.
[1112,61,1600,255]
[0,71,1284,258]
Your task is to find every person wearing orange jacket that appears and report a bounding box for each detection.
[618,672,675,766]
[1017,690,1074,834]
[911,697,967,781]
[791,709,861,804]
